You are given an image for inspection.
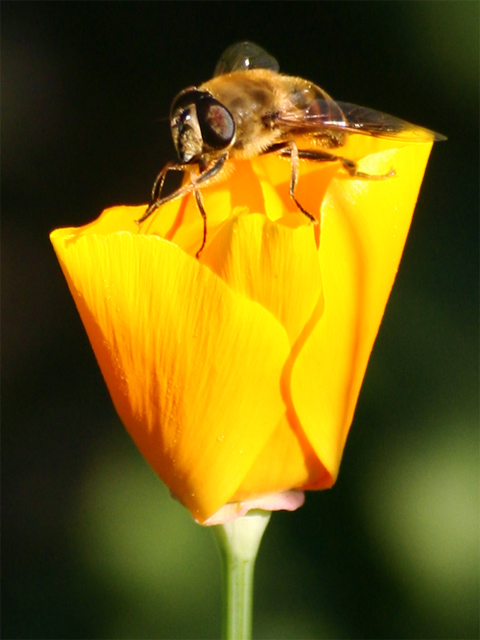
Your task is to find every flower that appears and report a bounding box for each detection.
[50,135,433,523]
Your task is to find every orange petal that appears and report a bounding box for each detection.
[51,224,290,522]
[290,142,434,481]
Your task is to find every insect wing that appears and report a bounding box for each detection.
[214,42,280,76]
[276,98,446,142]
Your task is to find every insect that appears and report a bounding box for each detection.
[137,41,445,257]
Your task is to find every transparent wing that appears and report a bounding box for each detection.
[214,42,280,76]
[276,98,447,142]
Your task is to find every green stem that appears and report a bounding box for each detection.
[213,511,271,640]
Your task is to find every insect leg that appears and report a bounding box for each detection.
[136,153,229,227]
[286,141,317,223]
[189,152,228,257]
[264,141,318,223]
[137,153,229,258]
[151,162,175,201]
[192,186,207,258]
[136,162,188,225]
[195,152,228,186]
[285,148,395,180]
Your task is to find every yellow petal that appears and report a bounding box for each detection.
[290,142,434,481]
[51,225,291,522]
[232,413,331,501]
[202,211,323,345]
[130,150,339,257]
[250,151,341,223]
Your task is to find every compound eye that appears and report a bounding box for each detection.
[196,97,235,150]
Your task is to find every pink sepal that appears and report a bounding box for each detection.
[198,490,305,526]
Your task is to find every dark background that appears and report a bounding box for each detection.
[2,2,478,639]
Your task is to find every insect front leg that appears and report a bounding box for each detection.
[136,153,229,258]
[189,152,229,257]
[136,162,188,225]
[150,164,168,202]
[192,186,207,259]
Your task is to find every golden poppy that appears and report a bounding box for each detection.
[50,135,433,523]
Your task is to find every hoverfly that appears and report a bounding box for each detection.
[137,41,445,257]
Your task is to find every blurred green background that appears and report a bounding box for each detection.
[2,2,478,638]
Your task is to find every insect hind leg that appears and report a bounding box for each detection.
[285,148,395,180]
